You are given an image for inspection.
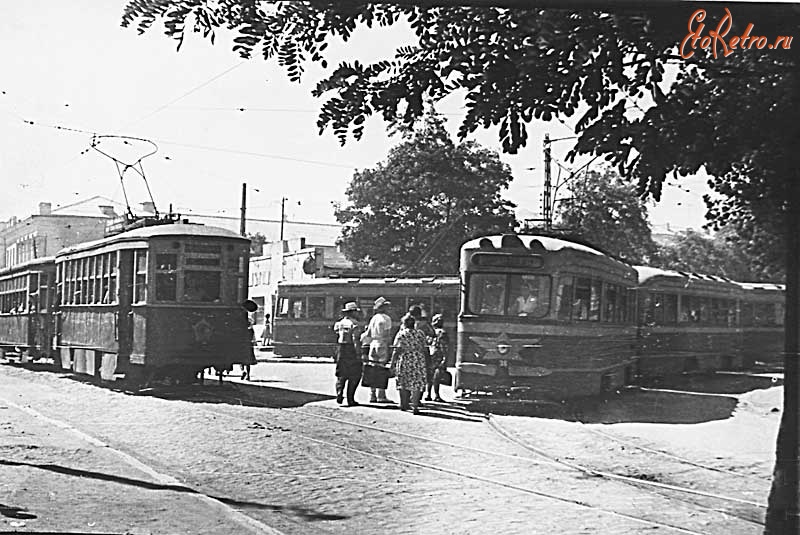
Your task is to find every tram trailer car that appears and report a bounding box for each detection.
[634,266,745,378]
[457,235,639,399]
[273,277,459,363]
[0,256,57,361]
[55,223,253,385]
[736,281,785,368]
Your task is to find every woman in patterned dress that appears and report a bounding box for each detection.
[390,314,428,414]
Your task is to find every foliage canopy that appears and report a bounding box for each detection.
[335,113,516,273]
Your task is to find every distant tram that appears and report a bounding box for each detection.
[273,277,460,363]
[634,266,744,377]
[0,257,57,361]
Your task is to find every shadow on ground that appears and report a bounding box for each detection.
[0,459,347,522]
[462,371,781,425]
[5,361,782,424]
[1,360,332,410]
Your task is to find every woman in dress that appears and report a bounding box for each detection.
[390,314,428,414]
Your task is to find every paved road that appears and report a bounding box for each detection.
[0,359,769,534]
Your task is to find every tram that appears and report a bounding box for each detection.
[457,235,639,399]
[273,276,460,363]
[0,256,57,361]
[634,266,744,377]
[54,220,254,385]
[736,281,785,367]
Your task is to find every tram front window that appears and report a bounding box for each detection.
[183,271,221,302]
[468,273,506,315]
[467,273,550,317]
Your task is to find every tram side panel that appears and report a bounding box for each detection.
[634,268,744,380]
[737,284,785,368]
[57,249,125,378]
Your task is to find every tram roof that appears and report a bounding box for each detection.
[634,265,736,285]
[57,223,248,256]
[0,255,56,277]
[461,235,607,257]
[736,281,785,292]
[278,276,460,287]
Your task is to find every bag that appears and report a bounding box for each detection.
[437,370,453,386]
[360,331,373,347]
[361,364,390,389]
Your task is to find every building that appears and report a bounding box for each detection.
[248,238,353,330]
[0,197,123,270]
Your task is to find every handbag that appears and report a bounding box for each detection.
[437,370,453,386]
[361,364,390,389]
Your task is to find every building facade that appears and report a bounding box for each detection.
[248,238,353,335]
[0,198,120,270]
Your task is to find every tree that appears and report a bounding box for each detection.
[653,229,751,280]
[121,3,799,531]
[654,227,785,283]
[248,232,267,256]
[555,168,657,264]
[335,112,516,273]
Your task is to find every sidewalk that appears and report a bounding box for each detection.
[0,395,281,535]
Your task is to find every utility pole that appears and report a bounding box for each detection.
[543,134,553,231]
[239,182,247,237]
[280,197,287,242]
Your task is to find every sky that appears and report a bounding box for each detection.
[0,1,712,240]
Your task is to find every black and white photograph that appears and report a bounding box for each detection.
[0,1,797,534]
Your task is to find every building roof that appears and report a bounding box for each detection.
[50,195,126,218]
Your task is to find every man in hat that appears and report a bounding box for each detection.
[365,296,393,403]
[332,302,363,406]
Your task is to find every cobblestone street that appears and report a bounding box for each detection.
[0,359,777,534]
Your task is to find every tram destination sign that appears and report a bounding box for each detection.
[471,253,544,269]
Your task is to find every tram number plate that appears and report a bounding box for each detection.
[499,360,508,367]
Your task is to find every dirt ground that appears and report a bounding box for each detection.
[0,357,781,534]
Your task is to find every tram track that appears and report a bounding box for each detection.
[485,415,767,527]
[192,385,764,534]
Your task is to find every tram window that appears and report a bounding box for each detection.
[556,276,574,320]
[680,295,698,323]
[433,296,457,325]
[279,297,305,319]
[663,294,678,324]
[754,302,776,326]
[509,274,550,318]
[183,271,221,302]
[604,284,619,323]
[155,253,178,302]
[133,250,148,303]
[573,278,592,321]
[156,273,177,301]
[775,302,785,326]
[156,254,178,270]
[307,296,325,319]
[589,280,601,321]
[467,273,506,315]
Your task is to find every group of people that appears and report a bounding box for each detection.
[331,296,450,414]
